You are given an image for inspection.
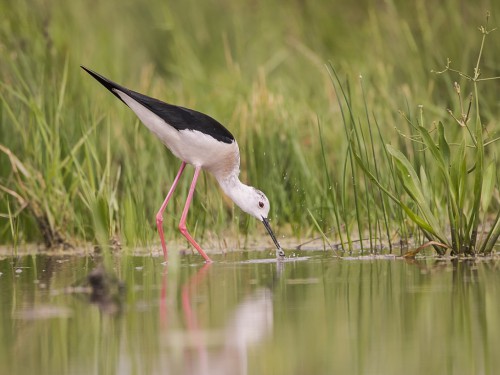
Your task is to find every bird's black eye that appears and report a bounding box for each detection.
[258,201,265,208]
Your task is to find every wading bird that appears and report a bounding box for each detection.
[81,66,284,262]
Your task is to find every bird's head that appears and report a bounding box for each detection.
[236,187,284,258]
[244,187,270,220]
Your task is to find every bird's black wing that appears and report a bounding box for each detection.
[81,66,235,144]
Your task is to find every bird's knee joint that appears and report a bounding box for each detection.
[156,214,163,225]
[178,223,187,234]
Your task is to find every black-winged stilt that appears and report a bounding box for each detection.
[81,66,284,262]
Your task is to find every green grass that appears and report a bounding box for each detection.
[1,0,499,255]
[332,14,500,255]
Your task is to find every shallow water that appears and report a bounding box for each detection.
[1,251,499,375]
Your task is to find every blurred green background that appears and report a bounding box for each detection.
[1,0,499,250]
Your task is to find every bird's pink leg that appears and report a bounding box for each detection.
[178,166,212,262]
[156,162,187,261]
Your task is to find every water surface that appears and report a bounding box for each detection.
[1,251,498,374]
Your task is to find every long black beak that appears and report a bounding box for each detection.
[262,217,285,258]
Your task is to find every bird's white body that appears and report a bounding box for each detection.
[117,89,268,219]
[118,91,240,177]
[121,88,270,219]
[82,66,284,261]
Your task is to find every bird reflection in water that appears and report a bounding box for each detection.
[160,263,274,375]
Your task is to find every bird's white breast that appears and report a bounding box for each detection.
[115,89,240,178]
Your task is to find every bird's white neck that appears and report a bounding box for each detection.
[217,173,264,220]
[216,172,271,222]
[217,174,249,208]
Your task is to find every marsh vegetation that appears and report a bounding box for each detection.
[1,1,499,255]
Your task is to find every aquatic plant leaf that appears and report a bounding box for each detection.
[386,145,424,202]
[419,166,431,206]
[418,125,456,211]
[480,210,500,253]
[352,152,399,203]
[386,144,447,243]
[480,162,496,213]
[450,139,467,209]
[403,240,449,258]
[437,122,450,167]
[400,203,436,235]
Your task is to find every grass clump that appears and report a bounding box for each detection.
[342,14,500,256]
[0,0,499,255]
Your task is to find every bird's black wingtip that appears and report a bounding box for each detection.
[80,65,99,78]
[80,66,127,104]
[80,66,110,86]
